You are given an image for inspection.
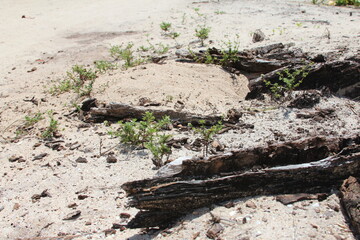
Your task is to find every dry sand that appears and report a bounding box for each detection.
[0,0,359,239]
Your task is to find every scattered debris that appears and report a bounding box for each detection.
[67,203,78,209]
[206,223,224,239]
[32,153,48,161]
[75,157,88,163]
[9,155,25,163]
[77,195,89,200]
[112,223,126,231]
[13,203,20,210]
[63,210,81,220]
[104,229,116,236]
[106,154,117,163]
[31,189,51,203]
[27,67,37,73]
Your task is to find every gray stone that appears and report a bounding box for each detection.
[75,157,88,163]
[252,29,265,43]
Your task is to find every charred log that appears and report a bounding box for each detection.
[246,60,360,100]
[171,135,359,178]
[122,139,360,228]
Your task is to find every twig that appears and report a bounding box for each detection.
[99,137,102,156]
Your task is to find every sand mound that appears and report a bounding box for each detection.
[93,61,249,115]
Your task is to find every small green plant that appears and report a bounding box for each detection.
[193,7,204,17]
[204,50,216,64]
[165,95,174,103]
[155,43,170,54]
[335,0,360,5]
[272,27,287,35]
[215,10,226,15]
[66,65,97,96]
[188,47,216,64]
[145,134,172,168]
[15,112,44,138]
[68,65,97,84]
[219,38,240,66]
[311,0,325,4]
[41,111,59,140]
[94,60,117,73]
[24,113,44,127]
[295,22,303,27]
[50,65,97,96]
[160,22,171,32]
[109,112,171,148]
[138,45,150,52]
[49,79,72,95]
[110,43,145,69]
[264,65,311,100]
[195,26,210,47]
[169,32,180,40]
[189,120,223,158]
[109,112,172,168]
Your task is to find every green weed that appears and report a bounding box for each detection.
[160,22,172,32]
[50,65,97,96]
[138,46,150,52]
[109,112,172,168]
[215,10,226,15]
[41,111,59,140]
[67,65,97,96]
[195,26,210,46]
[155,43,169,54]
[110,43,145,69]
[169,32,180,40]
[94,60,117,73]
[145,134,172,168]
[109,112,171,148]
[15,112,44,138]
[189,120,223,158]
[335,0,360,5]
[24,113,44,127]
[219,38,240,66]
[264,65,311,100]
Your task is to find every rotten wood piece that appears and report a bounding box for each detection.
[165,135,360,178]
[85,102,223,125]
[340,176,360,238]
[246,60,360,100]
[122,136,360,228]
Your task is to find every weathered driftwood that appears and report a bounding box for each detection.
[85,102,222,125]
[340,176,360,238]
[172,135,360,178]
[122,137,360,228]
[246,60,360,100]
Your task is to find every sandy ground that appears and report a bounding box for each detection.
[0,0,359,239]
